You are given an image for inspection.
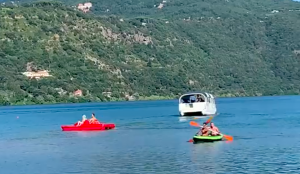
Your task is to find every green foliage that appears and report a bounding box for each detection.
[0,0,300,105]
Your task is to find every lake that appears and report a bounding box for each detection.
[1,96,300,174]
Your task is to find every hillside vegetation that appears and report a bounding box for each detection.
[0,1,300,105]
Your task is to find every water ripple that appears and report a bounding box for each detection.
[1,96,300,173]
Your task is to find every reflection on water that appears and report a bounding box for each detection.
[190,142,224,173]
[178,116,211,122]
[69,131,113,138]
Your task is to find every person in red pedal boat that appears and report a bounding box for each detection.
[76,115,87,126]
[89,113,100,124]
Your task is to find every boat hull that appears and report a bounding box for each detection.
[193,134,223,143]
[61,123,115,131]
[180,111,204,117]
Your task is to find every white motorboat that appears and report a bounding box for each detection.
[178,92,217,116]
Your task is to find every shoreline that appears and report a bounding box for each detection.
[1,94,299,107]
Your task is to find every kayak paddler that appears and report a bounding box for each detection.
[197,122,210,136]
[209,122,220,136]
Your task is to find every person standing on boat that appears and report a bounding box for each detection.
[210,122,220,136]
[196,94,201,102]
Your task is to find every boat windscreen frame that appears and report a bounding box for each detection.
[179,93,208,103]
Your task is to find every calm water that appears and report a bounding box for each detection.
[1,96,300,174]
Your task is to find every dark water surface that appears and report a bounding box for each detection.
[1,96,300,174]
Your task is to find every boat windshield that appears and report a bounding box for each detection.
[180,94,205,103]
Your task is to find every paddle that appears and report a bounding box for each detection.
[205,116,214,123]
[190,121,202,127]
[192,115,214,123]
[188,121,233,141]
[222,134,233,141]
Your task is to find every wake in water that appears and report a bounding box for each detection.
[178,113,221,122]
[115,114,219,130]
[178,116,211,122]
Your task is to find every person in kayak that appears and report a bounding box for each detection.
[89,113,100,124]
[76,115,87,126]
[209,122,221,136]
[197,122,210,136]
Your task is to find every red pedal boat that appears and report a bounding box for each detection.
[61,120,115,131]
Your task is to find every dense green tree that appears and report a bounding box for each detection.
[0,0,299,105]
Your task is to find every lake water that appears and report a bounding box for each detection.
[1,96,300,174]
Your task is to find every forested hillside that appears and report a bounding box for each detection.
[0,0,300,105]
